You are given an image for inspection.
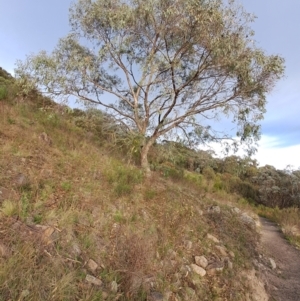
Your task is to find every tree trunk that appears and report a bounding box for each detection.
[140,137,156,176]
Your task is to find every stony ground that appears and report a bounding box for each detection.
[259,217,300,301]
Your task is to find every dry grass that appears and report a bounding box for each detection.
[0,98,265,300]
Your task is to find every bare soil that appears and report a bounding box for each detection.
[259,217,300,301]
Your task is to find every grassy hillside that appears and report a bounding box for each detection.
[0,70,294,300]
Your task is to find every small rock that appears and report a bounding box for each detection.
[0,187,13,201]
[206,261,224,275]
[34,225,58,245]
[195,256,208,268]
[34,225,48,231]
[167,249,177,259]
[207,234,220,243]
[184,240,193,250]
[207,205,221,214]
[148,291,164,301]
[240,213,256,229]
[86,274,102,286]
[232,207,241,214]
[224,257,233,269]
[215,245,228,256]
[87,259,98,272]
[229,251,235,258]
[269,258,276,270]
[190,264,206,277]
[228,261,233,269]
[42,227,56,245]
[102,292,108,299]
[0,243,11,258]
[14,173,30,188]
[196,207,203,216]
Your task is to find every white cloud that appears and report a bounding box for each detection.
[254,135,300,170]
[199,135,300,171]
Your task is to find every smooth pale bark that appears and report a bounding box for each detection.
[140,137,156,175]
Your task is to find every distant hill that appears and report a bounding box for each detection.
[0,66,13,80]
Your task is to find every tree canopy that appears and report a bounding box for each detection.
[15,0,285,173]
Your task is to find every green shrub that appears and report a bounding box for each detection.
[213,177,224,191]
[222,174,258,201]
[184,171,203,187]
[114,182,133,196]
[158,162,184,180]
[105,161,143,196]
[0,86,8,100]
[202,166,216,181]
[144,189,157,201]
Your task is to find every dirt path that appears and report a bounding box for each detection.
[259,217,300,301]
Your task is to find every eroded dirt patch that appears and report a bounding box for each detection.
[259,217,300,301]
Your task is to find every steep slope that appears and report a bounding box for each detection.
[0,93,267,300]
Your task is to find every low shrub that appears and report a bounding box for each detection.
[157,162,184,180]
[183,171,203,187]
[0,85,8,100]
[104,161,144,196]
[202,166,216,181]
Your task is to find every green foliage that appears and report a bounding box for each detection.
[33,214,43,224]
[0,76,12,101]
[157,162,184,180]
[0,67,13,80]
[222,174,258,201]
[61,181,72,192]
[73,108,109,139]
[251,165,300,208]
[113,211,126,223]
[0,85,8,100]
[20,193,31,220]
[105,161,144,196]
[7,117,16,124]
[15,0,285,171]
[183,171,203,187]
[0,68,23,102]
[213,177,225,191]
[202,166,216,181]
[114,182,132,197]
[144,189,157,201]
[1,200,18,217]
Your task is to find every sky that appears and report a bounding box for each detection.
[0,0,299,170]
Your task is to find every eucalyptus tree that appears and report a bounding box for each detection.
[16,0,284,173]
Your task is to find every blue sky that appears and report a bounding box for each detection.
[0,0,299,169]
